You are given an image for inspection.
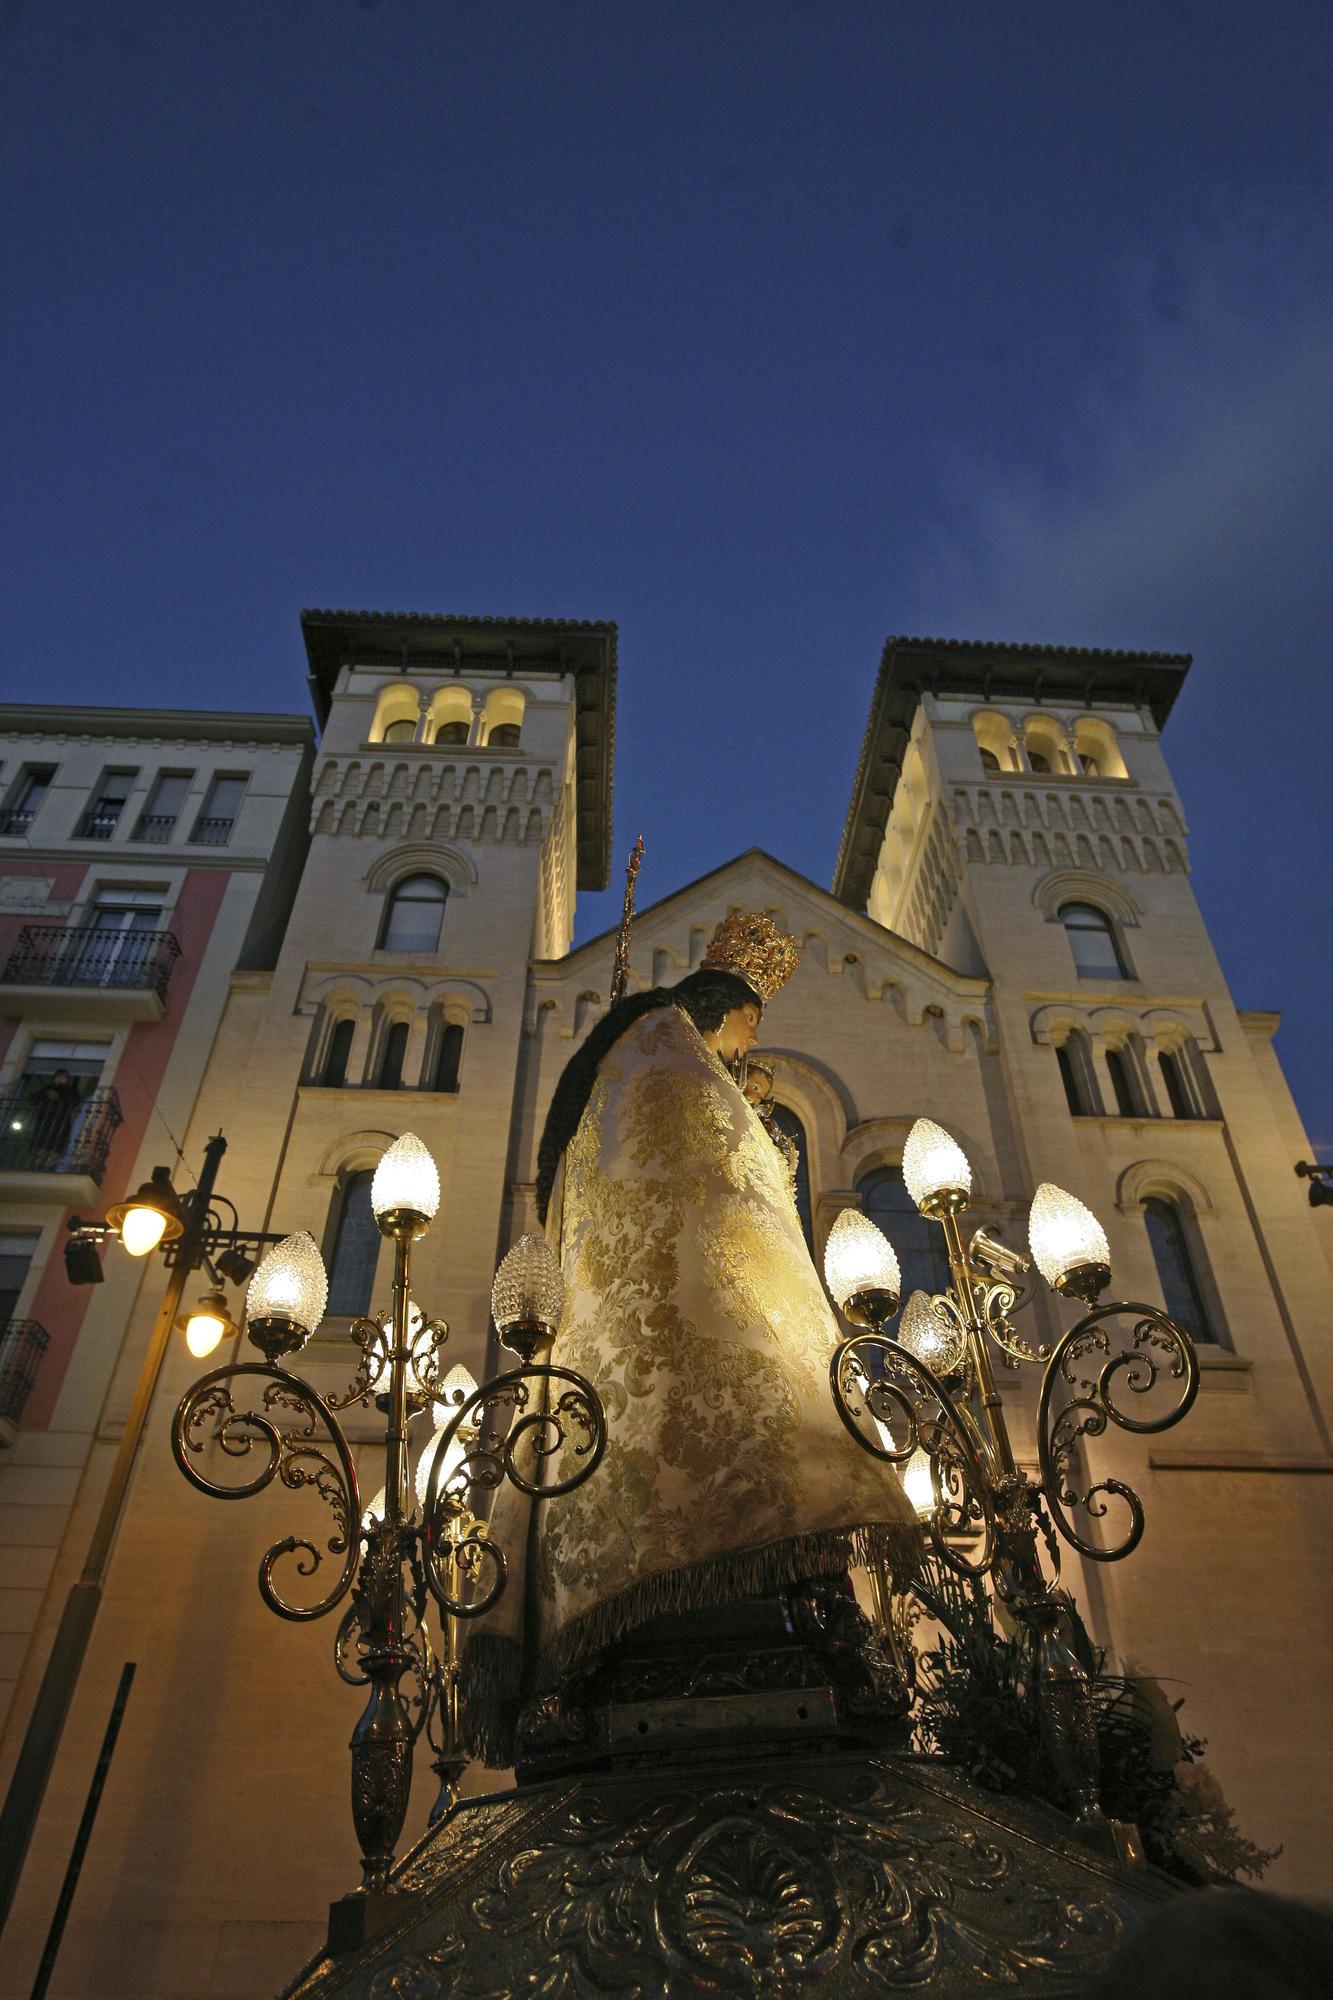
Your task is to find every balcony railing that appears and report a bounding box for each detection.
[130,813,178,844]
[190,816,234,847]
[0,1321,50,1426]
[73,806,124,840]
[0,806,38,837]
[0,1086,122,1183]
[3,925,181,1003]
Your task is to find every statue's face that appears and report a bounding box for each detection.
[715,1002,761,1061]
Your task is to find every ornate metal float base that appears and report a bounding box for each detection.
[281,1748,1177,1999]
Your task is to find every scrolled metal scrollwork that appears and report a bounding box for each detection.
[1037,1301,1199,1562]
[420,1365,606,1620]
[976,1276,1049,1370]
[323,1315,387,1411]
[171,1361,360,1620]
[830,1335,997,1576]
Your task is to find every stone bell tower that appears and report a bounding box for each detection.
[832,636,1211,1147]
[831,636,1333,1895]
[191,609,617,1359]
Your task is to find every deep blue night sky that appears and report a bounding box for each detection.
[3,2,1330,1148]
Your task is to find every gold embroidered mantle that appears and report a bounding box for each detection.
[463,1004,919,1761]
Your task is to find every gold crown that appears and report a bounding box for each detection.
[700,910,800,1006]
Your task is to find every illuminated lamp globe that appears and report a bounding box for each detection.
[178,1290,237,1360]
[432,1362,479,1433]
[491,1236,564,1359]
[901,1447,936,1520]
[120,1205,169,1257]
[898,1290,967,1376]
[371,1133,440,1237]
[902,1119,973,1216]
[106,1171,186,1257]
[245,1230,328,1360]
[415,1421,472,1511]
[361,1486,387,1531]
[1028,1182,1111,1303]
[823,1209,901,1326]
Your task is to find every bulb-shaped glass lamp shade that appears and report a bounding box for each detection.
[371,1133,440,1228]
[183,1292,234,1360]
[823,1209,901,1317]
[246,1230,328,1338]
[897,1290,967,1375]
[491,1235,564,1350]
[415,1421,471,1509]
[1028,1182,1111,1295]
[361,1485,387,1531]
[432,1361,479,1432]
[902,1118,972,1213]
[120,1204,170,1257]
[901,1446,935,1519]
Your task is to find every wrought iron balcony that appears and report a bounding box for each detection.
[0,806,38,837]
[0,1086,122,1184]
[129,813,178,844]
[190,816,235,847]
[73,806,124,841]
[3,925,181,1003]
[0,1321,50,1427]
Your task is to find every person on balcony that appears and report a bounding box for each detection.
[27,1068,82,1170]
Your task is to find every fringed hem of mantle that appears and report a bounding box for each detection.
[461,1516,922,1767]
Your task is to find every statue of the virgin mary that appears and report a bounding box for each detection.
[463,910,919,1760]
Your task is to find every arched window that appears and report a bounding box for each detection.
[770,1104,812,1247]
[435,721,469,746]
[326,1171,381,1318]
[1055,1034,1098,1116]
[379,875,448,953]
[1027,750,1051,774]
[1059,903,1128,980]
[432,1022,464,1094]
[1158,1050,1195,1119]
[1105,1048,1137,1117]
[381,718,417,745]
[323,1017,356,1088]
[488,723,521,749]
[857,1166,951,1301]
[1143,1197,1216,1344]
[377,1020,409,1090]
[1074,719,1128,781]
[972,712,1016,774]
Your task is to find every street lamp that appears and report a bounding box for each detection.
[104,1166,187,1257]
[168,1134,606,1944]
[176,1290,239,1360]
[825,1116,1199,1861]
[0,1133,294,1937]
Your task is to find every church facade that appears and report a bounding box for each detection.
[0,612,1327,1996]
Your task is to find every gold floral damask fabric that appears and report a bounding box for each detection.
[462,1004,919,1762]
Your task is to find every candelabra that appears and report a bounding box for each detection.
[824,1119,1199,1860]
[168,1133,606,1929]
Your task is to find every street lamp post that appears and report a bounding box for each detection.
[825,1118,1199,1862]
[167,1133,606,1943]
[0,1132,287,1935]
